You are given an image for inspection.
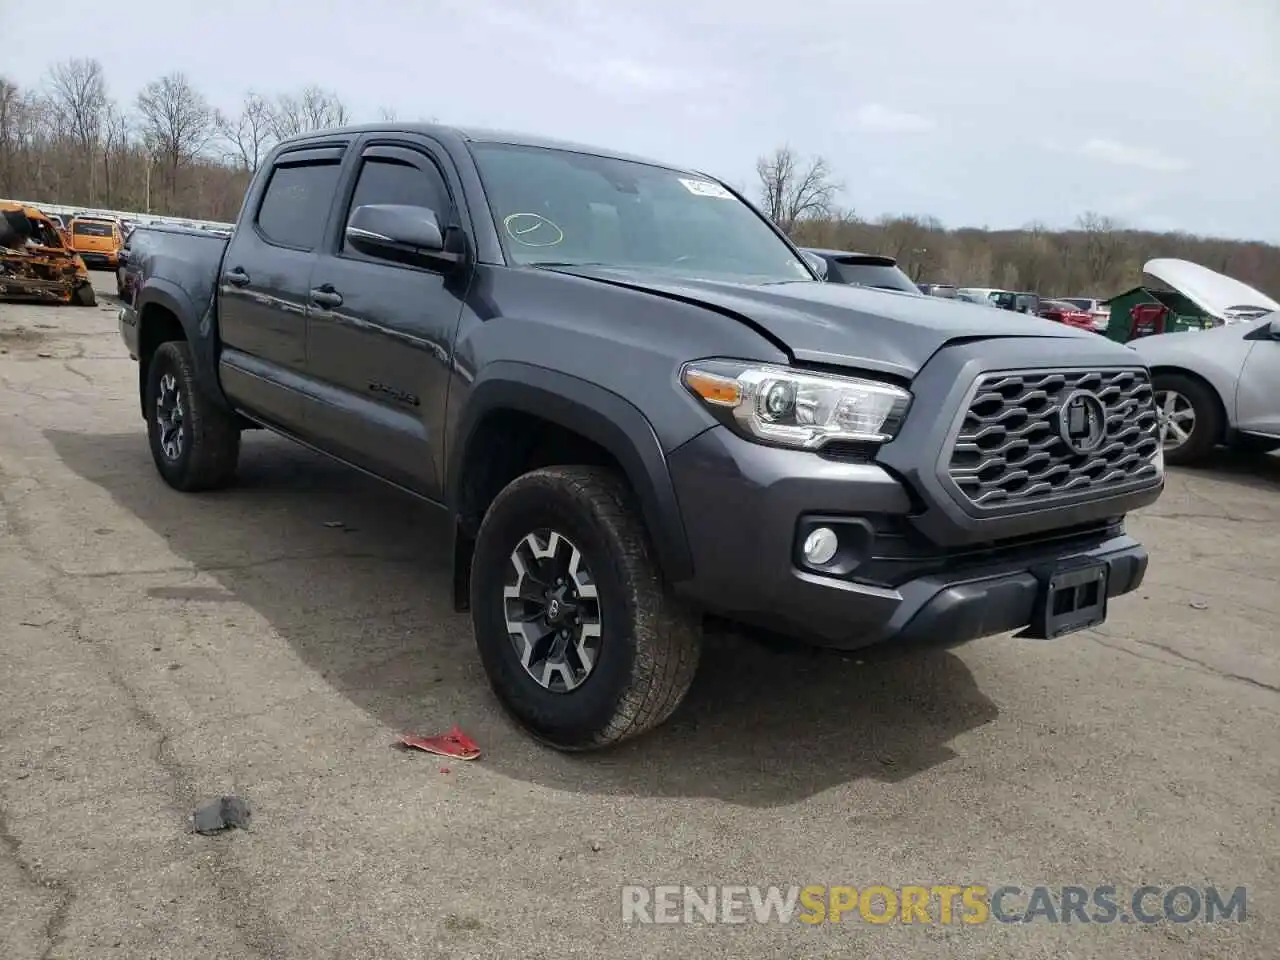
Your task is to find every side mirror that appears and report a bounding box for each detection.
[345,204,463,270]
[1269,315,1280,339]
[801,251,829,280]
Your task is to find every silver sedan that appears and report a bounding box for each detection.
[1132,313,1280,464]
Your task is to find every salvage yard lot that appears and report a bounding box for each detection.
[1,273,1277,960]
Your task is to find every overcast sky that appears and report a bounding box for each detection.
[3,0,1277,241]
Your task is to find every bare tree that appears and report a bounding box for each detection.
[755,145,840,233]
[0,81,55,198]
[269,85,349,138]
[135,72,215,210]
[101,101,130,205]
[0,77,23,194]
[377,105,399,121]
[1076,212,1126,292]
[217,91,276,172]
[46,58,108,200]
[1007,223,1058,292]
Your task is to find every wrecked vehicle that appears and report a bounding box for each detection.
[0,202,98,306]
[119,124,1164,751]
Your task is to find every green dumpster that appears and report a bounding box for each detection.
[1104,286,1216,342]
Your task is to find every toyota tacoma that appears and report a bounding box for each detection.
[118,124,1165,750]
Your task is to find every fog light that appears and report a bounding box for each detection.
[802,527,839,565]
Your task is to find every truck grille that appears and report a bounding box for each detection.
[947,368,1160,509]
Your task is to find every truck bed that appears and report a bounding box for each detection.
[126,225,231,316]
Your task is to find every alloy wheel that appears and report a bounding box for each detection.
[503,529,603,693]
[1154,389,1195,452]
[155,372,186,461]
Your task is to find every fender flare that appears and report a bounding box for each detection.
[135,279,231,413]
[448,361,694,583]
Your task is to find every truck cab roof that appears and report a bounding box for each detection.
[274,123,704,179]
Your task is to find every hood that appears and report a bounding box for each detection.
[1143,258,1280,322]
[546,267,1097,378]
[1134,312,1268,350]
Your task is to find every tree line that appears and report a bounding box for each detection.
[2,60,1276,300]
[0,59,410,223]
[757,146,1280,299]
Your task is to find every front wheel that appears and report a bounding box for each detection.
[145,340,241,491]
[469,466,701,751]
[1153,372,1222,466]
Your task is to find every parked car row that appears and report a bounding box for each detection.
[797,256,1113,334]
[36,209,128,271]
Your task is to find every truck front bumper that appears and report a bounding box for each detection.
[667,426,1150,651]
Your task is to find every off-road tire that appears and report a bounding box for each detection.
[1153,372,1221,466]
[145,340,241,491]
[72,282,96,307]
[470,465,701,751]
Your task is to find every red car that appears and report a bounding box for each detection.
[1039,299,1097,330]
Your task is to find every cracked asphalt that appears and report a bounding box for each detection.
[1,273,1277,959]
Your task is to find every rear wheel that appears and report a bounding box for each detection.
[469,466,701,751]
[1153,372,1221,466]
[145,340,241,491]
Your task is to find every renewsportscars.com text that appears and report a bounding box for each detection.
[621,884,1247,926]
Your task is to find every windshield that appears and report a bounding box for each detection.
[73,221,114,237]
[470,142,813,283]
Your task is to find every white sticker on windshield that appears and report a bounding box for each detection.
[678,177,734,199]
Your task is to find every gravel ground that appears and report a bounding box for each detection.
[1,272,1277,959]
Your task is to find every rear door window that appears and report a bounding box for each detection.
[256,160,343,250]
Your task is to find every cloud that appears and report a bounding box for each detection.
[553,57,712,96]
[454,0,734,99]
[1077,139,1190,173]
[1104,190,1159,214]
[850,104,935,134]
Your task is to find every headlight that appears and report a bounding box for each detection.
[681,359,911,449]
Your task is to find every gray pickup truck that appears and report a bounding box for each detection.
[118,123,1164,750]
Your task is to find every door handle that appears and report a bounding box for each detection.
[309,286,343,309]
[223,267,251,287]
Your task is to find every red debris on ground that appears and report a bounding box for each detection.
[398,726,481,761]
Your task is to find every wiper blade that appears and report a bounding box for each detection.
[527,260,614,269]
